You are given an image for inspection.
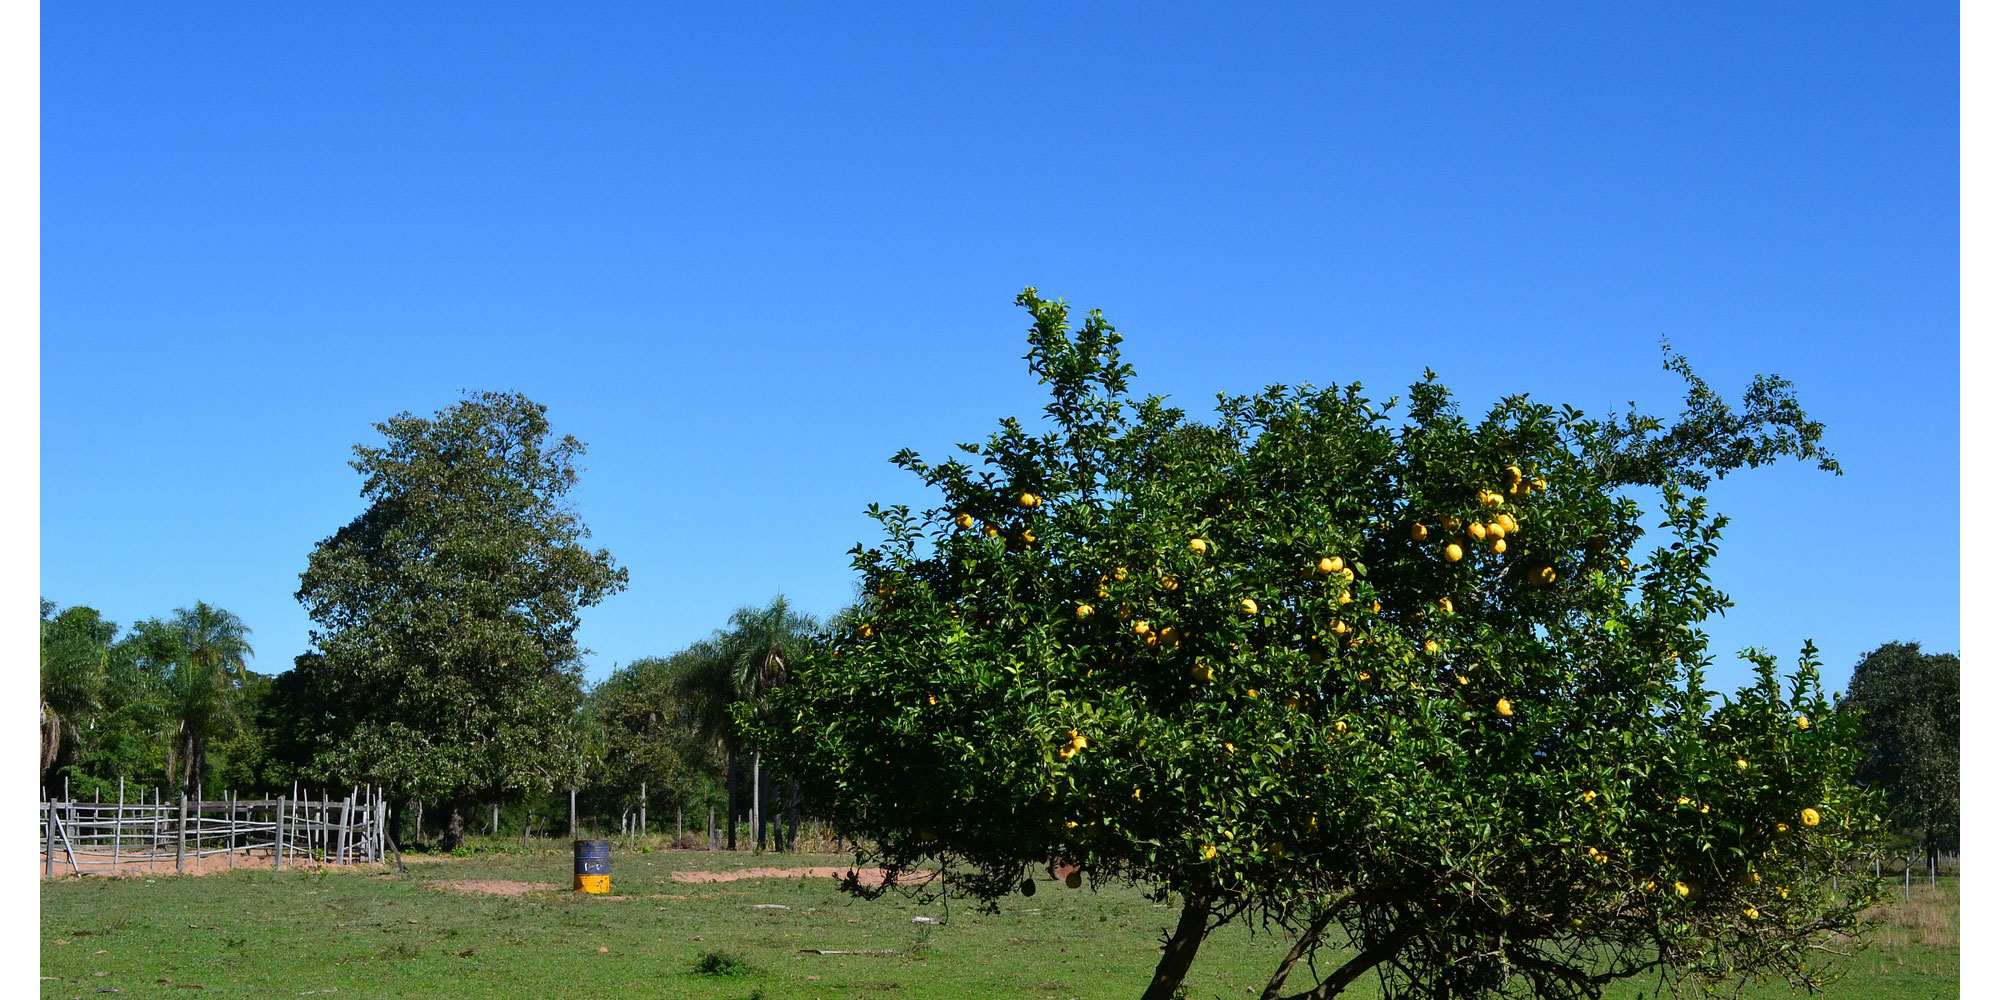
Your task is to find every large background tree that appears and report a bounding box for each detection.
[753,291,1883,1000]
[1842,641,1958,866]
[295,391,628,850]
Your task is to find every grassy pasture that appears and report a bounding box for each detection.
[40,844,1956,999]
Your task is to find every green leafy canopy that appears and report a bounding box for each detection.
[752,290,1883,1000]
[294,391,627,844]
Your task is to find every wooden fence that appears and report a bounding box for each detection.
[39,783,387,877]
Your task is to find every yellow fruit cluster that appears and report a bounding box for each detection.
[1057,729,1089,761]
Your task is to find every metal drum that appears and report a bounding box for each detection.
[573,839,610,893]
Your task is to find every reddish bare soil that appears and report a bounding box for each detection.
[39,848,375,879]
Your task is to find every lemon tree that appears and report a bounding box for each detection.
[751,291,1881,1000]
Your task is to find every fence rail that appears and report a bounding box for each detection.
[40,784,387,878]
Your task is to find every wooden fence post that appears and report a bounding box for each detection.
[640,782,647,842]
[42,794,52,878]
[569,788,577,838]
[113,778,124,873]
[276,795,285,871]
[176,793,188,873]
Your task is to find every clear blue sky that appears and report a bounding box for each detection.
[40,4,1957,699]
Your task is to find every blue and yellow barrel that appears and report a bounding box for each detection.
[573,839,610,894]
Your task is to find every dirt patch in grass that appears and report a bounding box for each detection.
[669,866,910,886]
[40,848,382,879]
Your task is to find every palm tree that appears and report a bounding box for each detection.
[717,596,818,851]
[133,602,254,793]
[40,601,114,792]
[673,595,819,851]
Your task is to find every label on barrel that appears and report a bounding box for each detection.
[575,874,610,894]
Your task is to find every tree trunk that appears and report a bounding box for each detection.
[786,781,800,852]
[726,746,739,851]
[1140,892,1213,1000]
[440,791,472,852]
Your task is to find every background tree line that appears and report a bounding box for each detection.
[37,388,1957,866]
[38,590,830,849]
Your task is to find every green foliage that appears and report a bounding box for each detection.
[40,600,114,785]
[128,601,256,791]
[294,390,628,847]
[1842,642,1958,858]
[41,599,261,796]
[752,290,1884,1000]
[693,949,752,977]
[582,651,725,817]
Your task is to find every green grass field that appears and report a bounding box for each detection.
[40,843,1957,1000]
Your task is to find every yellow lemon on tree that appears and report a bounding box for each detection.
[1742,907,1759,920]
[1423,640,1441,656]
[955,512,975,530]
[1800,807,1821,827]
[1496,697,1514,717]
[1504,464,1524,486]
[1075,603,1094,620]
[983,524,999,537]
[1317,556,1339,574]
[1113,566,1129,581]
[1190,537,1210,555]
[1674,881,1690,897]
[1486,522,1506,539]
[1497,513,1519,533]
[1239,598,1259,616]
[1491,538,1506,554]
[1795,715,1811,731]
[1468,521,1488,541]
[1443,543,1465,563]
[1019,492,1040,508]
[1334,719,1349,734]
[1133,620,1150,635]
[1735,758,1747,770]
[1200,845,1217,860]
[1190,662,1214,682]
[1410,522,1429,541]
